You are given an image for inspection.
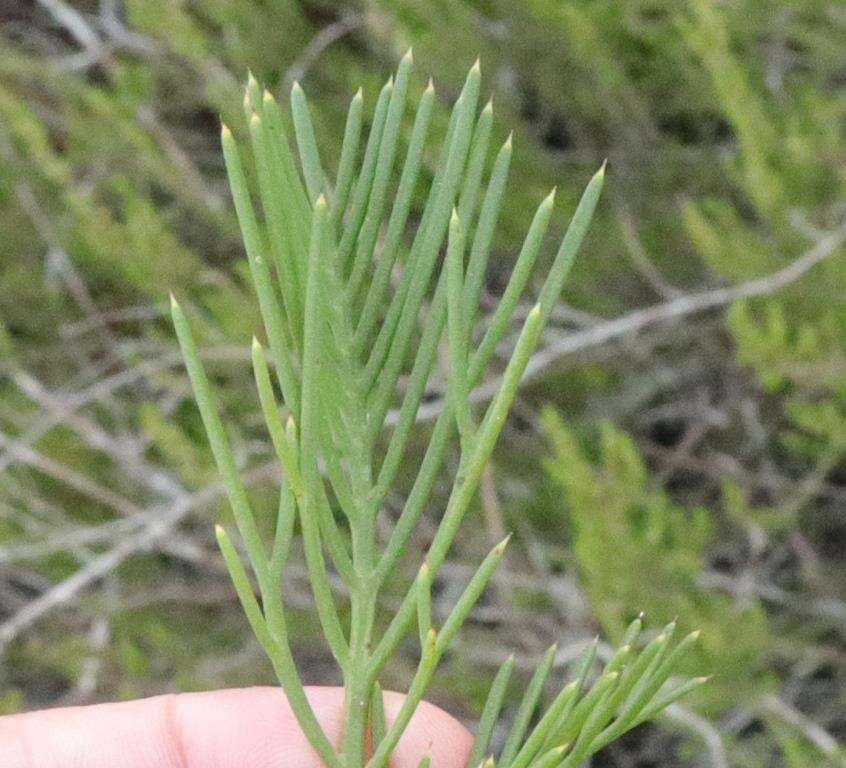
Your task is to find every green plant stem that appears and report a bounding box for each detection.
[499,643,557,766]
[290,81,326,202]
[466,655,514,768]
[299,195,350,668]
[216,524,342,768]
[171,297,269,586]
[332,88,363,230]
[354,79,435,347]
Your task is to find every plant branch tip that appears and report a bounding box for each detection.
[494,533,512,554]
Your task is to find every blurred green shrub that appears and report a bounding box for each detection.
[543,410,770,712]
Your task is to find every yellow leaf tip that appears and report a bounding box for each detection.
[472,57,481,73]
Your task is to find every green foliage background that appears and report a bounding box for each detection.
[0,1,844,765]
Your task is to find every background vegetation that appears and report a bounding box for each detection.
[0,1,844,765]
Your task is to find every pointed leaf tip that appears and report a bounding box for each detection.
[505,131,513,149]
[169,292,179,310]
[403,47,413,63]
[426,77,434,93]
[472,57,481,73]
[545,187,557,204]
[220,123,232,140]
[494,532,512,555]
[483,96,493,114]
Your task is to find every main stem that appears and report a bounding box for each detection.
[343,513,378,766]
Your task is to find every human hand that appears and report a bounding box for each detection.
[0,686,472,767]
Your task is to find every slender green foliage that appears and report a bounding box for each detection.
[172,54,702,768]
